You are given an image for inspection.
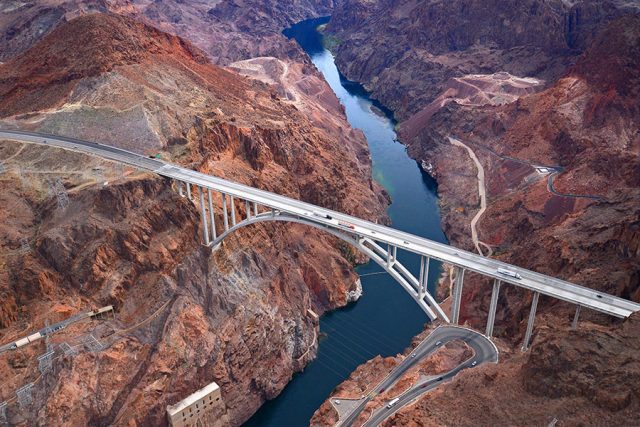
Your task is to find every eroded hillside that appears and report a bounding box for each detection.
[0,12,387,426]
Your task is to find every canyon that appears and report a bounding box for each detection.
[311,1,640,425]
[0,6,389,426]
[0,0,639,426]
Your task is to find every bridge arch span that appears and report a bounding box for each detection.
[210,211,448,321]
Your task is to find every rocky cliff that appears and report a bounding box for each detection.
[383,314,640,426]
[404,14,640,330]
[327,0,639,120]
[318,2,640,425]
[0,12,387,426]
[0,0,334,64]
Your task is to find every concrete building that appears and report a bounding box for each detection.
[166,382,229,427]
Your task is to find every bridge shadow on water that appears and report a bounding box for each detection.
[245,17,448,427]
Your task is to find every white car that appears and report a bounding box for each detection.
[436,341,442,346]
[471,361,477,367]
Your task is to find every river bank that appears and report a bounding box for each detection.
[245,17,448,426]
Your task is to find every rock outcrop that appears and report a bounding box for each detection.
[385,314,640,426]
[327,0,639,120]
[0,12,387,426]
[0,0,334,64]
[318,2,640,425]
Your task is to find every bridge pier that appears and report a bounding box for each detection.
[451,267,465,324]
[572,305,581,330]
[207,189,216,241]
[418,256,429,298]
[230,196,237,226]
[486,279,501,337]
[253,202,258,216]
[222,194,229,231]
[178,181,184,197]
[245,200,251,220]
[386,244,397,267]
[186,183,191,199]
[199,187,210,245]
[521,292,540,351]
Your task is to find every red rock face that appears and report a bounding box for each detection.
[373,317,640,427]
[0,0,334,64]
[319,2,640,425]
[0,11,388,426]
[327,0,639,120]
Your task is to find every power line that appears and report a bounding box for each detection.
[338,316,400,353]
[323,326,380,359]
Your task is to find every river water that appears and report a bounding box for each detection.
[244,17,448,426]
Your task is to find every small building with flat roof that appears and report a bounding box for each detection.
[166,381,229,427]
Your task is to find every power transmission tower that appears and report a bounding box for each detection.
[16,383,33,409]
[38,350,55,375]
[0,401,7,425]
[59,342,77,356]
[84,335,103,352]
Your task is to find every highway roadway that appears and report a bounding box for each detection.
[338,326,498,426]
[1,129,639,320]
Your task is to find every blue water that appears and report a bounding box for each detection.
[244,17,448,427]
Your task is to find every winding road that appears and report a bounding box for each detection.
[338,326,498,426]
[448,137,491,257]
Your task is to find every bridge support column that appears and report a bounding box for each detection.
[199,187,210,245]
[230,197,236,226]
[253,202,258,216]
[572,305,581,330]
[245,200,251,220]
[222,194,229,231]
[521,292,540,351]
[486,279,501,337]
[451,267,465,324]
[418,256,429,298]
[207,189,216,240]
[186,183,191,199]
[386,244,396,268]
[178,181,184,197]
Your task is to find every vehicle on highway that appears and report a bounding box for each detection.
[497,267,522,280]
[436,341,442,346]
[13,332,43,349]
[335,400,341,405]
[313,212,332,220]
[411,353,416,358]
[386,398,400,409]
[437,377,443,381]
[471,361,477,366]
[338,221,356,230]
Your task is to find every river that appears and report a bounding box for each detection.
[244,17,448,426]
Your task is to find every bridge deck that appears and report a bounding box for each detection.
[2,129,638,319]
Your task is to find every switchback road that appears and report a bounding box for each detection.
[338,326,498,426]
